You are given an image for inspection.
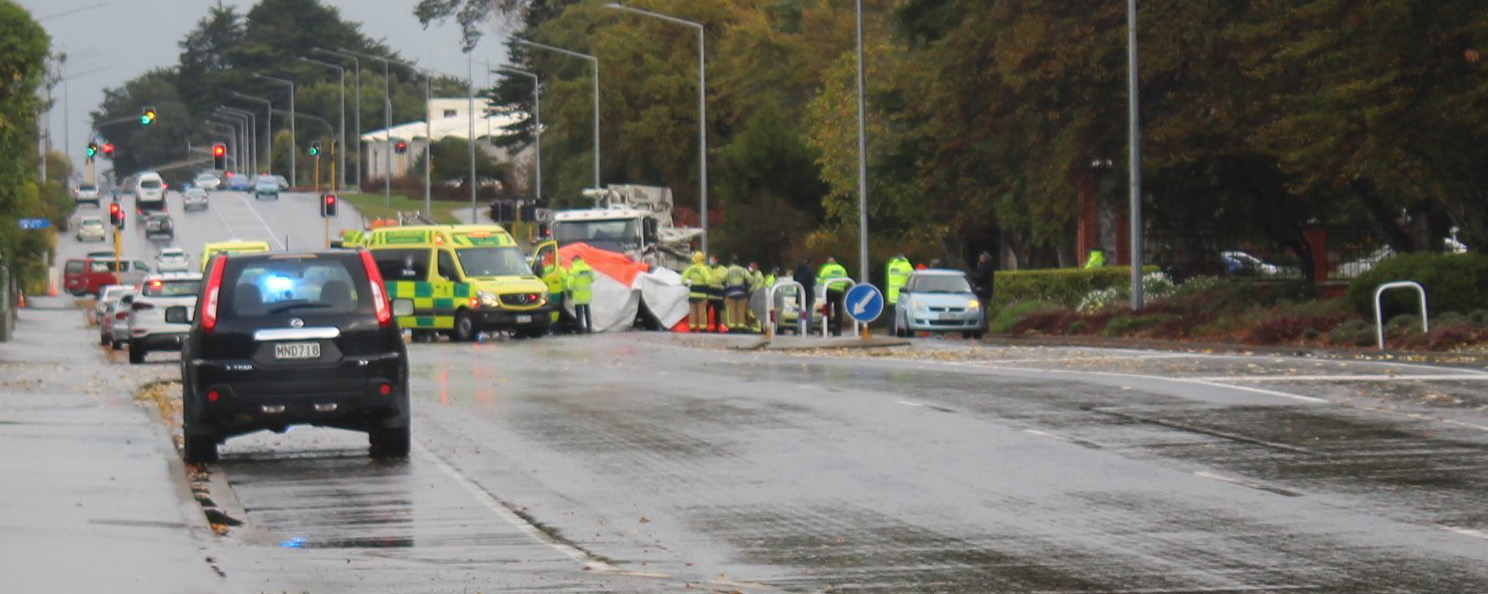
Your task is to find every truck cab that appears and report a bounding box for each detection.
[364,225,555,341]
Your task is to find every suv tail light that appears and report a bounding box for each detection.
[201,254,227,333]
[360,250,391,327]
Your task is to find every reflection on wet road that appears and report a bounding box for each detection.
[206,335,1488,592]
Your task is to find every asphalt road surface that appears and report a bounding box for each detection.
[45,196,1488,592]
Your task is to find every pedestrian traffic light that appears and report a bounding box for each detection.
[320,193,337,218]
[394,140,408,154]
[102,143,114,157]
[109,203,124,228]
[86,142,98,159]
[212,143,226,170]
[308,141,321,156]
[140,106,157,126]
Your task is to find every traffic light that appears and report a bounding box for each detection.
[86,142,98,159]
[212,143,226,170]
[394,140,408,154]
[308,141,321,156]
[109,202,124,229]
[140,106,157,126]
[320,193,337,218]
[102,143,114,158]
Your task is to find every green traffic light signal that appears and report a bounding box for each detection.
[141,106,157,126]
[86,143,97,158]
[308,143,320,156]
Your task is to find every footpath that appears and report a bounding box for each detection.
[0,297,219,592]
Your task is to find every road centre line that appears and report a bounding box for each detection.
[1198,374,1488,383]
[234,193,286,249]
[413,443,617,572]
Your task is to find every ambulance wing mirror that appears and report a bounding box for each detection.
[391,299,414,317]
[643,217,658,245]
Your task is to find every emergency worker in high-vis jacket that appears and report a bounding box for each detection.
[565,255,595,333]
[681,252,712,332]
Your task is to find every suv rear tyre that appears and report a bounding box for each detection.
[184,433,219,463]
[370,425,410,458]
[128,341,146,364]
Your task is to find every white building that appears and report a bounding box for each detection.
[360,98,529,181]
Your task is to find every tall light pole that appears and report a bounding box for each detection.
[604,3,708,254]
[1127,0,1144,309]
[218,106,256,174]
[854,0,870,285]
[516,39,601,190]
[253,73,296,186]
[496,65,542,205]
[301,56,346,191]
[467,53,478,223]
[334,49,395,207]
[313,48,361,190]
[230,92,273,177]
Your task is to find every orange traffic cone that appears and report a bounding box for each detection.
[17,291,25,308]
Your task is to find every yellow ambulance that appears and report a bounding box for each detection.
[363,225,556,340]
[198,239,272,271]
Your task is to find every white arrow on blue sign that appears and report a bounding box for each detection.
[18,218,50,230]
[845,283,885,323]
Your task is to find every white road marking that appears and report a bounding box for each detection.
[1183,379,1329,403]
[1194,471,1303,497]
[234,193,286,249]
[897,400,924,407]
[414,443,617,571]
[1198,374,1488,383]
[1440,526,1488,541]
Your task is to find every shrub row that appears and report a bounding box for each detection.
[1346,253,1488,318]
[992,266,1156,311]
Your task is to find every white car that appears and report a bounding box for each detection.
[183,187,209,211]
[126,273,202,364]
[75,217,108,242]
[102,294,136,350]
[75,184,101,207]
[156,248,191,273]
[193,172,221,191]
[94,284,135,326]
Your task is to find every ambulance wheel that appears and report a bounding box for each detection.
[452,310,477,342]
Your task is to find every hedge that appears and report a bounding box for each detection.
[990,266,1156,312]
[1346,253,1488,317]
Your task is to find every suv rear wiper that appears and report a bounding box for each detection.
[267,302,335,315]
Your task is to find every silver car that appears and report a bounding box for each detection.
[183,187,209,211]
[193,172,221,191]
[101,292,136,350]
[94,284,135,327]
[891,269,986,339]
[75,217,108,242]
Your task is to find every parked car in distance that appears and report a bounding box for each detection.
[101,293,136,350]
[144,213,175,240]
[75,184,101,207]
[183,187,209,211]
[225,173,252,191]
[1220,250,1286,276]
[126,273,202,364]
[891,269,986,339]
[175,250,410,462]
[253,175,280,200]
[156,247,191,273]
[94,284,135,324]
[193,171,221,191]
[75,217,108,242]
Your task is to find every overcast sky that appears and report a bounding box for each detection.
[19,0,507,174]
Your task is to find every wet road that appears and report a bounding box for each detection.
[198,335,1488,592]
[55,196,1488,591]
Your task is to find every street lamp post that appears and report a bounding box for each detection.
[516,39,600,190]
[496,65,542,205]
[230,92,273,178]
[253,73,296,187]
[218,106,256,174]
[1127,0,1144,310]
[333,49,395,207]
[603,3,708,254]
[313,48,361,190]
[854,0,870,286]
[301,57,346,191]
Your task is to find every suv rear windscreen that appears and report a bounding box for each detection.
[221,257,370,319]
[143,279,202,297]
[139,179,163,190]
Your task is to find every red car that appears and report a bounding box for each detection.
[63,258,150,296]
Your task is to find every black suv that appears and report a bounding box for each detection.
[171,250,409,463]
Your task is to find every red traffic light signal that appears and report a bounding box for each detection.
[320,193,338,218]
[394,140,408,154]
[108,203,124,228]
[212,143,226,170]
[212,143,226,157]
[102,143,114,157]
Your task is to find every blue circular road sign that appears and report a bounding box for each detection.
[845,284,885,323]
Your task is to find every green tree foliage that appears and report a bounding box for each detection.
[0,0,53,287]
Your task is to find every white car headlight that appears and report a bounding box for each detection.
[914,301,929,312]
[477,290,500,307]
[966,299,980,310]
